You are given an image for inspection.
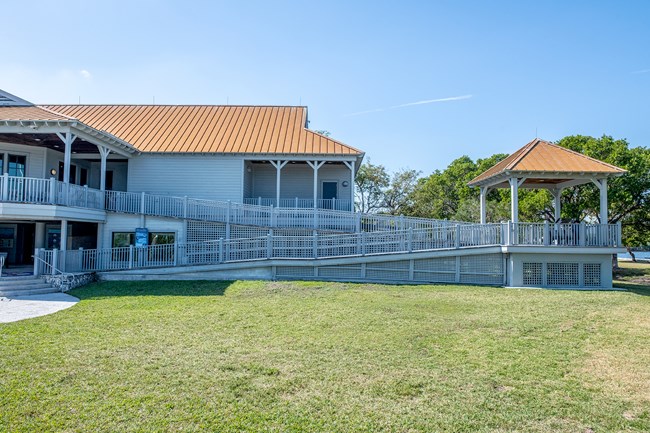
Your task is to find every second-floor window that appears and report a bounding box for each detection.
[8,154,26,177]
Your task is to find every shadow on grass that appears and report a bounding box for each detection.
[613,281,650,296]
[69,280,235,300]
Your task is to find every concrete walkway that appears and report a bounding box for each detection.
[0,293,79,323]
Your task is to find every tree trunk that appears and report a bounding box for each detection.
[612,253,619,270]
[626,246,636,262]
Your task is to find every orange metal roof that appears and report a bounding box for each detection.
[41,104,363,156]
[468,138,626,186]
[0,105,71,121]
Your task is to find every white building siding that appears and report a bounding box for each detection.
[0,142,46,178]
[127,155,243,201]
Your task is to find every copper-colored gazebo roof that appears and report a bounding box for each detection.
[468,138,626,188]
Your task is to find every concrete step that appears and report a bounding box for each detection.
[0,279,50,289]
[0,276,58,297]
[0,286,59,297]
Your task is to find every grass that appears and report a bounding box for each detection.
[1,273,649,432]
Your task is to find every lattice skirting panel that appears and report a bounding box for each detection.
[521,261,603,288]
[275,253,505,285]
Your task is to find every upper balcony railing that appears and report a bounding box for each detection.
[243,197,353,211]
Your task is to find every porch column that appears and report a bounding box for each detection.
[479,186,488,224]
[343,161,355,211]
[307,160,325,208]
[270,160,287,207]
[98,146,111,191]
[56,132,77,184]
[60,219,68,271]
[34,223,46,249]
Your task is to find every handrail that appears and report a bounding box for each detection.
[34,222,621,274]
[0,174,463,233]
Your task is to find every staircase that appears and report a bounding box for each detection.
[0,275,58,297]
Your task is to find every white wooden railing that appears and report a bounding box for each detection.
[0,174,462,233]
[34,221,621,274]
[244,197,353,211]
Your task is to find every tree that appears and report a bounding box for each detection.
[354,161,390,213]
[354,162,421,214]
[383,168,421,215]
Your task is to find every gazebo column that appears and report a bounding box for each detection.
[552,188,562,222]
[479,186,488,224]
[269,160,287,207]
[591,178,608,224]
[509,178,523,223]
[307,160,325,208]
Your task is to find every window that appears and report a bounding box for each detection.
[112,232,134,248]
[8,154,26,177]
[149,232,175,245]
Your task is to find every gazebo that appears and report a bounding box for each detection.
[468,138,627,224]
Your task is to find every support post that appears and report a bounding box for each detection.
[307,160,326,208]
[98,146,110,191]
[267,233,273,259]
[52,249,59,275]
[270,160,288,207]
[407,227,413,253]
[312,232,318,259]
[455,224,460,248]
[343,160,355,212]
[543,220,550,246]
[60,219,68,272]
[509,177,519,224]
[129,245,134,269]
[33,248,40,276]
[599,178,608,225]
[479,186,487,224]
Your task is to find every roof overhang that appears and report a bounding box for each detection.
[0,119,139,157]
[469,169,627,190]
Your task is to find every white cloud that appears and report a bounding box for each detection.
[346,94,473,116]
[80,69,92,80]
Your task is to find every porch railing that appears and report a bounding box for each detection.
[34,222,621,274]
[243,197,353,211]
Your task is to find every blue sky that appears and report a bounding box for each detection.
[2,0,648,173]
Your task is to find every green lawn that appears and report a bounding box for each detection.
[1,274,649,432]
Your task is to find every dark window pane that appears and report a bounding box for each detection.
[80,168,88,186]
[8,155,26,177]
[149,232,175,245]
[112,232,134,248]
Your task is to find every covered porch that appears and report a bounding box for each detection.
[243,158,357,211]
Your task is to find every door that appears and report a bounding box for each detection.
[322,181,338,209]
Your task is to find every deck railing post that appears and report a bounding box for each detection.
[407,227,413,253]
[355,212,362,233]
[313,207,318,229]
[49,177,56,204]
[226,200,232,224]
[543,221,550,246]
[140,192,146,215]
[455,224,460,249]
[507,221,513,245]
[312,232,318,258]
[183,196,188,218]
[616,222,622,247]
[33,248,40,276]
[579,221,586,247]
[258,197,262,206]
[51,249,58,276]
[267,233,273,259]
[219,238,224,263]
[0,173,7,201]
[84,185,89,207]
[173,243,178,266]
[129,245,134,269]
[361,231,366,256]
